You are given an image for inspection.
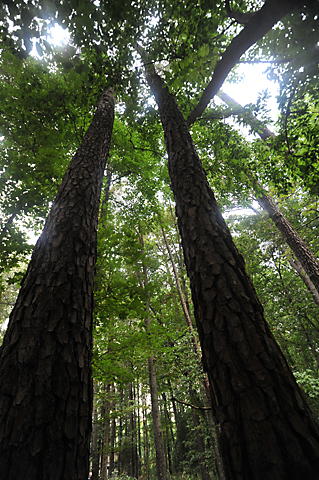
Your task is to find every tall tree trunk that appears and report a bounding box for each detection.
[0,89,114,480]
[140,63,319,479]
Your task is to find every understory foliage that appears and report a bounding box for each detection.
[0,0,319,478]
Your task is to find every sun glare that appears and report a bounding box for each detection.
[48,24,70,46]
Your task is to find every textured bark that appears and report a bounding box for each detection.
[0,89,114,480]
[143,68,319,479]
[187,0,307,126]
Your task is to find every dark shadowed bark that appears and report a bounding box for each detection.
[140,62,319,479]
[0,88,115,480]
[187,0,308,126]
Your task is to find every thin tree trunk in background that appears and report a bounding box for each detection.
[217,91,276,141]
[142,401,150,480]
[139,233,167,480]
[140,61,319,479]
[299,317,319,370]
[129,382,138,479]
[118,388,123,476]
[137,385,142,478]
[0,212,17,240]
[162,393,173,475]
[148,354,166,480]
[0,89,115,480]
[101,384,111,480]
[191,404,211,480]
[161,225,200,352]
[162,392,175,444]
[218,91,319,301]
[258,193,319,294]
[274,328,295,368]
[277,268,319,370]
[109,383,116,478]
[92,383,100,480]
[287,256,319,307]
[162,225,224,479]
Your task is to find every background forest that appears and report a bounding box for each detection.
[0,0,319,479]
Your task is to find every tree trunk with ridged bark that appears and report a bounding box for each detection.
[0,88,115,480]
[143,68,319,480]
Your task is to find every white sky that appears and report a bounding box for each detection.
[223,62,279,122]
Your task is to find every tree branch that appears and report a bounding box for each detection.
[172,396,211,410]
[225,0,257,25]
[217,91,276,141]
[187,0,305,126]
